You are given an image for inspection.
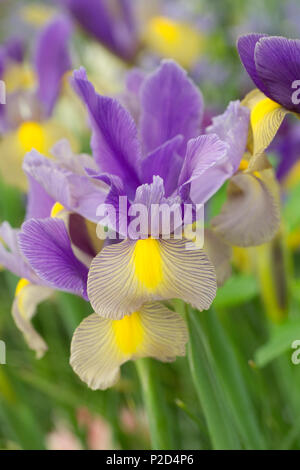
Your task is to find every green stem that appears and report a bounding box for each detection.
[136,358,177,450]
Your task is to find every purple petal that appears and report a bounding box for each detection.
[72,68,141,198]
[23,150,107,223]
[255,36,300,112]
[140,135,184,197]
[178,134,230,204]
[206,101,250,173]
[19,218,88,299]
[60,0,138,60]
[237,34,268,95]
[26,176,56,220]
[0,222,38,282]
[140,60,203,156]
[34,16,72,116]
[3,37,25,63]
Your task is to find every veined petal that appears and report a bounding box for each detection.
[23,149,106,223]
[72,68,141,197]
[140,60,203,155]
[242,89,289,156]
[26,176,55,220]
[0,222,38,282]
[12,279,53,358]
[178,134,230,204]
[18,218,88,298]
[206,100,250,173]
[212,170,280,246]
[70,302,188,390]
[140,135,183,197]
[88,237,216,319]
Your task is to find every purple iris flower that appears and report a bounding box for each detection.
[20,60,249,320]
[24,60,249,237]
[58,0,138,61]
[237,34,300,113]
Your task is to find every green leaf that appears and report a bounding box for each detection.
[185,307,241,449]
[213,274,258,308]
[255,317,300,367]
[200,308,267,449]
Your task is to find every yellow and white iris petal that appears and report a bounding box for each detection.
[144,16,204,69]
[88,237,216,320]
[3,63,36,93]
[70,302,188,390]
[212,169,280,247]
[242,89,289,158]
[12,278,53,358]
[0,120,78,191]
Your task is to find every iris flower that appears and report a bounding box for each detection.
[19,60,251,389]
[237,34,300,157]
[0,15,74,190]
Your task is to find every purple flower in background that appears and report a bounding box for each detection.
[0,15,74,190]
[58,0,138,61]
[237,34,300,156]
[270,119,300,182]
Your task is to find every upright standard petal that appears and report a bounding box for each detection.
[18,218,88,299]
[87,237,216,320]
[178,134,230,204]
[34,16,72,116]
[237,34,268,95]
[140,60,203,155]
[140,135,183,197]
[70,303,188,390]
[206,101,250,173]
[255,36,300,113]
[72,68,141,197]
[26,175,56,220]
[12,279,53,358]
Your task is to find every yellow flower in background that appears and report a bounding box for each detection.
[144,16,204,69]
[20,4,56,27]
[0,120,78,191]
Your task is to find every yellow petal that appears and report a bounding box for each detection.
[242,89,289,157]
[70,303,188,390]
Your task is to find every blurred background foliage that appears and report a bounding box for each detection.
[1,0,300,450]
